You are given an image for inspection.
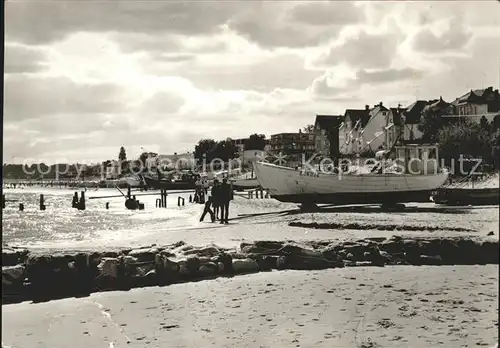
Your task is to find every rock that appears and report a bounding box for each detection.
[276,256,288,270]
[487,231,494,236]
[2,248,29,266]
[256,256,278,271]
[281,244,323,258]
[228,252,249,260]
[232,258,259,274]
[184,246,220,258]
[478,240,499,264]
[217,253,233,274]
[127,248,157,262]
[177,257,201,278]
[419,255,443,265]
[2,265,26,286]
[285,255,335,270]
[346,253,355,261]
[160,250,176,258]
[97,258,119,279]
[198,262,218,277]
[241,241,284,254]
[217,262,225,273]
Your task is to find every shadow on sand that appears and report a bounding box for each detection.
[233,204,492,221]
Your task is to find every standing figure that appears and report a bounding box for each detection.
[219,178,233,224]
[199,196,215,222]
[211,179,221,221]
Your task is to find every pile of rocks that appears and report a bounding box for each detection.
[2,236,498,304]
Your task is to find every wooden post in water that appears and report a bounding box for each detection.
[127,187,131,199]
[78,191,86,210]
[19,203,24,211]
[2,194,5,209]
[39,194,46,210]
[72,192,79,208]
[105,202,109,209]
[161,189,167,208]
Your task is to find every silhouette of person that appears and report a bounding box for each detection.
[219,178,233,224]
[211,179,221,221]
[199,196,215,222]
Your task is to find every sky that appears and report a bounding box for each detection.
[4,0,500,164]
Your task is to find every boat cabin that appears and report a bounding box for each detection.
[394,144,440,174]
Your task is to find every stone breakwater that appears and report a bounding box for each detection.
[2,236,499,304]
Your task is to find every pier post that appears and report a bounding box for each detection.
[160,189,167,208]
[260,188,264,199]
[177,197,185,207]
[19,203,24,211]
[156,198,161,208]
[39,194,46,210]
[265,190,270,199]
[72,192,79,208]
[2,194,5,209]
[105,202,109,209]
[189,195,192,203]
[127,187,131,199]
[78,191,86,210]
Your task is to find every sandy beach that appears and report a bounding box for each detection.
[3,265,498,348]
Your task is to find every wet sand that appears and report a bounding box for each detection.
[3,265,498,348]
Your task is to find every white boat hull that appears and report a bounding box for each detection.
[253,161,449,204]
[230,178,260,189]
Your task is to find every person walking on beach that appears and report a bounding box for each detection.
[211,179,221,221]
[219,178,233,224]
[199,196,215,222]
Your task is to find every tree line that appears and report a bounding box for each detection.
[418,106,500,170]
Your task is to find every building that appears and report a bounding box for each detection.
[340,105,371,155]
[229,138,247,155]
[270,130,315,165]
[385,106,406,148]
[450,87,500,122]
[361,102,389,153]
[401,100,427,142]
[105,160,121,179]
[313,114,343,158]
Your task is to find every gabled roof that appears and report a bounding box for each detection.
[403,100,429,124]
[452,87,499,105]
[389,107,407,126]
[314,115,343,130]
[344,109,371,128]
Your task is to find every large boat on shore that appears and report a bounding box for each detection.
[253,144,449,205]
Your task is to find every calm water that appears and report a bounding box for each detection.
[2,187,200,249]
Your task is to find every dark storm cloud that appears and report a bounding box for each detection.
[356,68,424,84]
[4,75,128,122]
[412,16,473,53]
[314,30,402,69]
[4,44,49,74]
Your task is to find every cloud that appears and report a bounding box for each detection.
[4,44,49,74]
[412,16,473,53]
[313,29,402,69]
[179,53,318,92]
[4,75,130,122]
[287,1,364,27]
[227,1,362,48]
[5,1,244,44]
[356,68,424,85]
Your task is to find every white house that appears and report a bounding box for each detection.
[341,106,371,155]
[360,102,390,153]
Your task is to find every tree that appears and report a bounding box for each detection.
[194,139,217,165]
[119,147,127,172]
[245,133,266,151]
[119,147,127,162]
[303,124,315,133]
[480,116,490,133]
[419,104,455,142]
[437,118,491,166]
[214,140,239,163]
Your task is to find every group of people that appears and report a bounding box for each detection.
[199,178,233,224]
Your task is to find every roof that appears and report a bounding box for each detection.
[389,107,407,126]
[403,100,429,124]
[452,87,499,105]
[344,109,371,128]
[314,115,343,130]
